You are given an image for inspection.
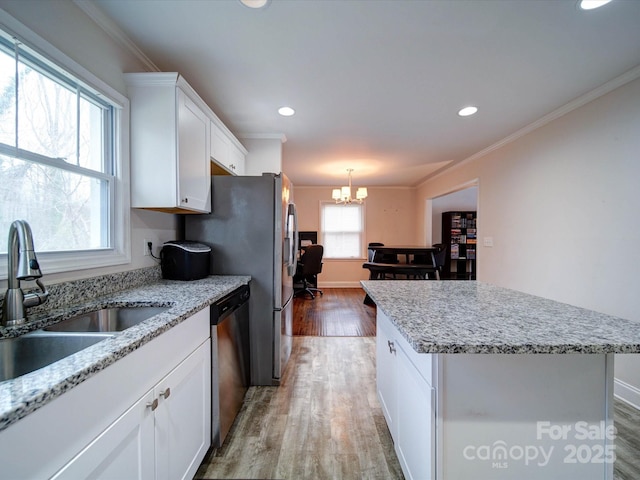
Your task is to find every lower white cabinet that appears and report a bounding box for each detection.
[52,341,210,480]
[0,308,211,479]
[395,344,435,480]
[377,310,435,480]
[377,309,615,480]
[51,390,156,479]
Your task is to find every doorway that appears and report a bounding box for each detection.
[426,182,479,279]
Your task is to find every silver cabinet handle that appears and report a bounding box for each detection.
[147,398,158,411]
[388,340,396,354]
[160,387,171,399]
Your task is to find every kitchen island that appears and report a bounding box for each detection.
[362,280,640,480]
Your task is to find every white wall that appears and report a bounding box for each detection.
[241,137,283,176]
[295,186,418,287]
[0,0,178,286]
[416,75,640,405]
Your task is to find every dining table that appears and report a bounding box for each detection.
[368,245,439,266]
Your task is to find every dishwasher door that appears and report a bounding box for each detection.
[211,285,250,447]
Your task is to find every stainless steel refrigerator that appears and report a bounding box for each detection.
[184,173,298,386]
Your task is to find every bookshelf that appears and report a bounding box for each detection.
[442,211,476,280]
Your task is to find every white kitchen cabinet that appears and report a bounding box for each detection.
[52,341,210,480]
[210,119,246,175]
[51,390,156,480]
[0,308,211,480]
[126,72,211,213]
[377,310,435,480]
[376,312,398,438]
[154,340,210,480]
[228,143,246,175]
[377,309,615,480]
[396,345,435,480]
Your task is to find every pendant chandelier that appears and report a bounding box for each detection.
[331,169,368,204]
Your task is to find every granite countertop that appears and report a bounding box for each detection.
[361,280,640,355]
[0,274,250,432]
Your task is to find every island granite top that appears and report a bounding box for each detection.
[361,280,640,355]
[0,274,250,432]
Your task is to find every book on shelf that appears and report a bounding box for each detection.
[467,248,476,259]
[467,238,477,244]
[451,244,459,259]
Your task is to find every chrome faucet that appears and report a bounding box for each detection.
[2,220,49,326]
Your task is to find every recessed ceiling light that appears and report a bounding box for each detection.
[278,106,295,117]
[579,0,613,10]
[240,0,270,9]
[458,106,478,117]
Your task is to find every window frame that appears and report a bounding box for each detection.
[0,14,131,280]
[319,200,366,260]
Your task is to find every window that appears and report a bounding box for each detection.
[0,19,129,279]
[320,202,365,259]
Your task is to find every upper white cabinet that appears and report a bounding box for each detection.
[126,73,211,213]
[210,119,246,176]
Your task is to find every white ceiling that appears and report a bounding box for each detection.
[87,0,640,187]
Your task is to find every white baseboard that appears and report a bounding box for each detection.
[317,281,364,288]
[614,378,640,410]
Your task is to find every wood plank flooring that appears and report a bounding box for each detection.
[197,287,640,480]
[615,398,640,480]
[293,288,376,337]
[196,336,403,479]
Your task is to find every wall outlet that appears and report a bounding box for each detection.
[144,238,152,256]
[483,236,494,247]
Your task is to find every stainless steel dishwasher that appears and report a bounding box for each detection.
[210,284,250,447]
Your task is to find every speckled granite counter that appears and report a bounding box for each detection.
[361,280,640,354]
[0,272,250,432]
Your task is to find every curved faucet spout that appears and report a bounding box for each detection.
[2,220,49,326]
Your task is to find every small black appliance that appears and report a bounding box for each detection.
[160,241,211,280]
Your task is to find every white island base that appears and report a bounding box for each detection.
[377,310,615,480]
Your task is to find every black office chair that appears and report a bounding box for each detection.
[294,244,324,299]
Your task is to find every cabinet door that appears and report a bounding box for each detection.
[177,88,210,212]
[229,144,245,175]
[155,340,211,480]
[376,313,398,439]
[210,121,230,168]
[396,346,435,480]
[51,390,155,480]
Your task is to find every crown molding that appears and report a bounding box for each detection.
[73,0,160,72]
[418,63,640,187]
[239,133,288,143]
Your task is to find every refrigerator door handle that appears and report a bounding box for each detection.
[287,203,299,276]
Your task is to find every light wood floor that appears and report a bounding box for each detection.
[195,336,402,479]
[197,288,640,480]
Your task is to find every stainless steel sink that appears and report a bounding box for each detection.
[43,306,170,333]
[0,332,112,382]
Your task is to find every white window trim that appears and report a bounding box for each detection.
[0,12,131,280]
[319,200,367,260]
